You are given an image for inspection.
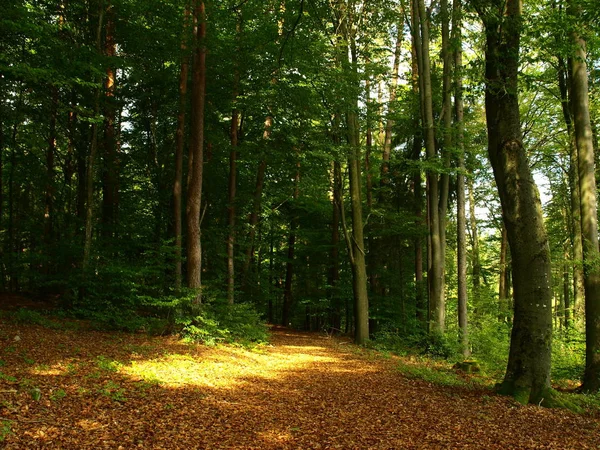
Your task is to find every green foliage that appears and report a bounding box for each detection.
[179,303,269,347]
[397,362,483,389]
[469,318,511,378]
[0,372,17,383]
[96,356,123,373]
[552,329,585,384]
[99,381,127,402]
[11,308,56,328]
[0,420,12,442]
[50,389,66,402]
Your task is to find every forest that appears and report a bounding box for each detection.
[1,0,600,430]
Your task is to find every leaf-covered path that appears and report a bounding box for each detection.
[1,322,599,449]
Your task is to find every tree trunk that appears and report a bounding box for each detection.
[557,55,585,320]
[381,25,402,185]
[282,161,300,326]
[453,0,469,357]
[479,0,553,404]
[569,16,600,392]
[330,160,342,333]
[416,0,444,334]
[186,0,207,303]
[174,5,190,292]
[333,0,369,344]
[82,6,104,274]
[226,16,242,305]
[44,87,58,260]
[101,1,118,237]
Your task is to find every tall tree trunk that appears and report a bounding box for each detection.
[44,87,58,261]
[558,55,585,320]
[82,6,104,274]
[453,0,469,357]
[569,13,600,392]
[186,0,207,303]
[174,5,190,292]
[409,12,425,327]
[101,1,117,237]
[330,160,342,332]
[243,156,267,279]
[226,15,242,305]
[381,25,402,185]
[416,0,444,334]
[478,0,553,404]
[333,0,369,344]
[282,161,300,326]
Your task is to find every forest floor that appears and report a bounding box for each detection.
[0,318,599,449]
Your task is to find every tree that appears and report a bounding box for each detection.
[186,0,207,302]
[568,0,600,392]
[474,0,554,404]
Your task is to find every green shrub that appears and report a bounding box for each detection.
[179,303,269,346]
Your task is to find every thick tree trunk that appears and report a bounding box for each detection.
[173,5,190,292]
[186,0,207,303]
[480,0,553,404]
[570,23,600,392]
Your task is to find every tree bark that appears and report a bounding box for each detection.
[186,0,207,303]
[226,15,242,305]
[44,87,58,257]
[453,0,469,357]
[174,5,190,292]
[101,0,118,237]
[381,25,402,185]
[282,160,300,326]
[569,15,600,392]
[416,0,444,334]
[333,0,369,344]
[329,160,342,332]
[478,0,553,404]
[558,55,585,320]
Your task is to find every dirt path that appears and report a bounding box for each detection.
[0,323,598,449]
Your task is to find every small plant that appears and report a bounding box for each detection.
[0,420,12,442]
[99,381,127,402]
[30,388,42,401]
[96,356,122,372]
[0,371,17,383]
[22,354,35,365]
[397,362,483,389]
[50,389,66,401]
